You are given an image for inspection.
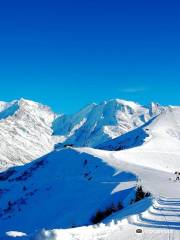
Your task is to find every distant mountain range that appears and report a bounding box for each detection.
[0,98,164,168]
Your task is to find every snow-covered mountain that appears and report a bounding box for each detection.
[0,99,180,239]
[1,105,180,239]
[53,99,163,148]
[0,98,56,168]
[0,98,163,168]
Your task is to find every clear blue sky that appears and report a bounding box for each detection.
[0,0,180,113]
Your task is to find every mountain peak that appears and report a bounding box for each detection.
[53,99,162,148]
[113,98,140,106]
[0,98,56,167]
[17,98,50,110]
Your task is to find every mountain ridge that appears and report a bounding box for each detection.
[0,98,170,168]
[53,99,164,148]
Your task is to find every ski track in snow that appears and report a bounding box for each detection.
[29,172,180,240]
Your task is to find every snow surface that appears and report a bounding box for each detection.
[34,196,180,240]
[0,99,180,240]
[0,148,136,237]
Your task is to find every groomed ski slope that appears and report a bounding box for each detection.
[34,196,180,240]
[3,107,180,239]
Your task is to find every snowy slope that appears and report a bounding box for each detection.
[30,107,180,240]
[0,98,57,168]
[97,106,180,172]
[53,99,162,147]
[0,148,136,236]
